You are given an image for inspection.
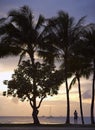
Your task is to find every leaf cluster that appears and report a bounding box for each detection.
[3,60,64,101]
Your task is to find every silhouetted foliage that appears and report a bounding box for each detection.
[3,60,64,124]
[82,24,95,124]
[44,10,86,124]
[0,6,46,63]
[0,5,95,125]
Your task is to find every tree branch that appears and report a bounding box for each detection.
[37,95,46,109]
[27,94,33,108]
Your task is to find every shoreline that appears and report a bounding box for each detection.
[0,116,93,124]
[0,124,95,130]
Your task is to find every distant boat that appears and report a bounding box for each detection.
[48,106,53,118]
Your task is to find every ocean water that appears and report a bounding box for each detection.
[0,116,92,124]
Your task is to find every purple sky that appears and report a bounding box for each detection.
[0,0,95,24]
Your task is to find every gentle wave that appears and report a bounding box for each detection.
[0,116,93,124]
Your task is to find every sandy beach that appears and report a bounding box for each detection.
[0,126,95,130]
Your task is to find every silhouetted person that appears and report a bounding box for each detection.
[74,110,78,124]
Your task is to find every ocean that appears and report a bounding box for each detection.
[0,116,92,124]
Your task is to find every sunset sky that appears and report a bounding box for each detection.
[0,0,95,117]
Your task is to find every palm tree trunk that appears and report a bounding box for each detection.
[65,78,70,124]
[77,76,84,124]
[64,55,70,124]
[91,59,95,124]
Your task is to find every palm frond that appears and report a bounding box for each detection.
[0,44,21,58]
[69,77,77,91]
[35,15,45,30]
[75,16,86,28]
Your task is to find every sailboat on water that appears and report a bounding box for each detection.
[48,106,53,118]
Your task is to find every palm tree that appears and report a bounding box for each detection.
[0,5,46,124]
[0,18,21,57]
[44,11,85,124]
[69,55,91,124]
[82,24,95,124]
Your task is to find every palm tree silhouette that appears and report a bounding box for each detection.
[83,24,95,124]
[44,10,85,124]
[0,5,46,124]
[69,55,91,124]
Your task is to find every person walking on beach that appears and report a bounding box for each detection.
[74,110,78,124]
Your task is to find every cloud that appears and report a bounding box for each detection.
[0,91,2,96]
[82,90,91,99]
[0,56,19,72]
[0,96,31,116]
[11,97,19,104]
